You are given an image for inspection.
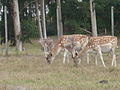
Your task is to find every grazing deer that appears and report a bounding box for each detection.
[46,34,89,64]
[39,38,53,57]
[72,36,118,67]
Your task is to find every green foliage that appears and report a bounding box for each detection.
[46,23,57,36]
[47,0,120,36]
[47,0,91,35]
[47,1,57,36]
[21,18,39,43]
[64,20,84,34]
[0,21,4,42]
[95,0,120,35]
[61,1,90,34]
[47,2,56,19]
[0,0,120,43]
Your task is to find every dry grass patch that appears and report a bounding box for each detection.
[0,41,120,90]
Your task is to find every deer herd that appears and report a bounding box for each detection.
[39,34,118,67]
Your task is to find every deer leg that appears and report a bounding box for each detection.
[111,48,116,66]
[95,53,98,65]
[87,53,89,64]
[51,47,62,63]
[78,58,81,64]
[66,52,70,64]
[43,46,47,57]
[97,47,106,67]
[113,55,116,66]
[63,49,68,64]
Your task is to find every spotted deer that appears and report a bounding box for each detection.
[73,36,118,67]
[46,34,89,64]
[39,38,53,57]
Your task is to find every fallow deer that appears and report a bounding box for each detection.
[46,34,89,64]
[72,36,118,67]
[39,38,53,57]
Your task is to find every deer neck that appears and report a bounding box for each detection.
[78,44,90,58]
[51,42,62,59]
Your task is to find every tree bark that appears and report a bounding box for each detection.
[90,0,97,36]
[56,5,60,37]
[36,0,43,39]
[111,6,114,36]
[12,0,22,51]
[3,6,8,56]
[93,3,97,36]
[56,0,63,37]
[41,0,47,39]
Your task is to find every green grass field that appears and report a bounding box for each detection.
[0,40,120,90]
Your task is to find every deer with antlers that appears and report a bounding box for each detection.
[45,34,89,64]
[72,36,118,67]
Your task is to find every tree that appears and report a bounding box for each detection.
[35,0,43,39]
[41,0,47,39]
[0,0,120,47]
[12,0,22,51]
[0,0,2,10]
[56,0,63,37]
[90,0,97,36]
[111,6,114,36]
[3,6,8,55]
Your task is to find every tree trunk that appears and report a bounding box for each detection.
[59,0,63,36]
[12,0,22,51]
[56,0,63,37]
[3,6,8,56]
[93,3,97,36]
[41,0,47,39]
[111,6,114,36]
[56,5,60,37]
[36,0,43,39]
[90,0,97,36]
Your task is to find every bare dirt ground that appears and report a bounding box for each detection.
[0,39,120,90]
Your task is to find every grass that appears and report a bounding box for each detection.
[0,40,120,90]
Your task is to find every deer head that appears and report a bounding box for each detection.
[71,50,80,66]
[46,51,53,64]
[39,38,54,57]
[45,41,62,64]
[64,36,82,58]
